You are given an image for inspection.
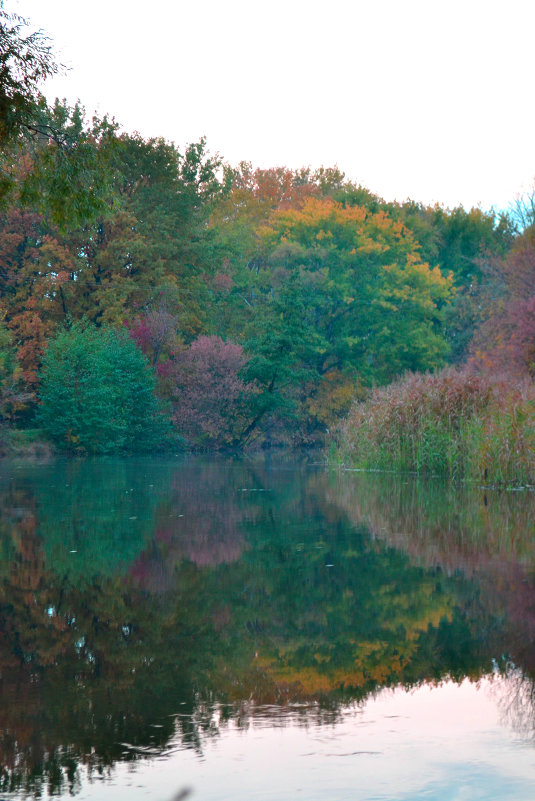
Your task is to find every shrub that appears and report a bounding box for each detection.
[169,335,257,449]
[38,323,169,453]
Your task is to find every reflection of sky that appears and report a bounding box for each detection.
[63,678,535,801]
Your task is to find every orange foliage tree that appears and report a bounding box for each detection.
[240,197,452,429]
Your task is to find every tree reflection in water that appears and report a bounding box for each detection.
[0,456,534,795]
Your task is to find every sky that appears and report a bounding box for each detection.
[9,0,535,211]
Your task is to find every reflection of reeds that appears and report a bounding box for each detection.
[336,368,535,485]
[323,470,535,574]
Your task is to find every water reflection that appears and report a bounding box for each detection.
[0,457,534,797]
[328,470,535,676]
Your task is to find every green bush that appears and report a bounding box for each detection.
[38,323,170,454]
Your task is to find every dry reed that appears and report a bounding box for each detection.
[336,368,535,485]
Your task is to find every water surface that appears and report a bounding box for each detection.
[0,456,534,799]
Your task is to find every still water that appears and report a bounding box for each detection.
[1,455,535,800]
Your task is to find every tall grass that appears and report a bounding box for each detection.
[336,368,535,485]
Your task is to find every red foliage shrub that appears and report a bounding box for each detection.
[472,295,535,378]
[471,228,535,378]
[169,335,257,449]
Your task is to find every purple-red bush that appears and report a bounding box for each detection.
[470,228,535,378]
[169,335,257,449]
[472,295,535,379]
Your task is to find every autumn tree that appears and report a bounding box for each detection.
[0,130,224,410]
[0,207,73,405]
[169,335,257,449]
[470,228,535,377]
[128,303,181,366]
[389,202,515,363]
[325,195,515,364]
[209,163,350,310]
[233,198,452,433]
[54,134,223,334]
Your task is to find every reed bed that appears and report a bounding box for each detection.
[336,368,535,485]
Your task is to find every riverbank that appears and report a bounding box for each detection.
[0,429,55,461]
[0,426,318,461]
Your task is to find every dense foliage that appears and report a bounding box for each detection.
[336,216,535,482]
[38,324,168,453]
[0,7,533,454]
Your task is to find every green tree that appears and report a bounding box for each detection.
[248,198,452,430]
[394,202,515,363]
[54,134,223,334]
[38,322,169,453]
[0,6,117,227]
[0,3,59,146]
[16,98,118,228]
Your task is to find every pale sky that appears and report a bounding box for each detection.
[9,0,535,211]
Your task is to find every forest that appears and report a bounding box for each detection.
[1,6,535,469]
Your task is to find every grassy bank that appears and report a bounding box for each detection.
[335,369,535,485]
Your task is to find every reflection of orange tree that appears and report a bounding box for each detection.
[165,469,512,707]
[0,482,72,668]
[192,478,477,704]
[239,548,458,701]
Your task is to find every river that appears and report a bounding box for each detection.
[0,455,534,800]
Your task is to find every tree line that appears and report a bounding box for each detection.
[0,4,532,452]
